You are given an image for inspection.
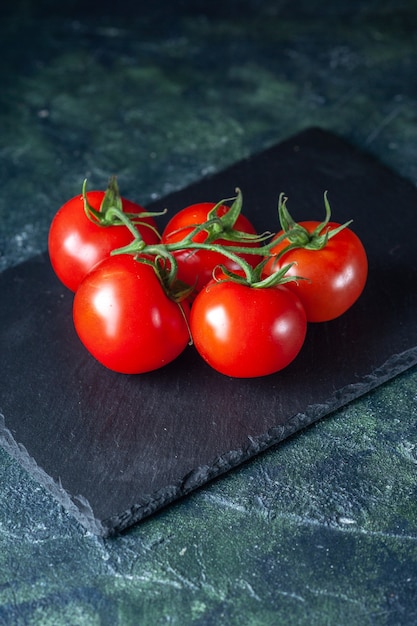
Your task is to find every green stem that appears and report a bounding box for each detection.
[104,206,144,241]
[172,241,256,282]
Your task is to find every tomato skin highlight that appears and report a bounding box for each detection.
[48,191,160,292]
[190,279,307,378]
[161,202,262,293]
[264,221,368,322]
[73,255,190,374]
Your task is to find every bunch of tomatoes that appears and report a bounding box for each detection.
[48,177,368,378]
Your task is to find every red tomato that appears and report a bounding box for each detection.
[263,222,368,322]
[48,190,160,292]
[161,202,262,293]
[190,278,307,378]
[73,255,190,374]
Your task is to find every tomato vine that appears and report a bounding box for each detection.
[49,176,368,376]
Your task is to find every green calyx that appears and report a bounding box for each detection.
[82,177,164,239]
[191,188,272,246]
[131,252,196,303]
[278,191,352,251]
[213,259,304,289]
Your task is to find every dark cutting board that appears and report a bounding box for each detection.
[1,128,417,537]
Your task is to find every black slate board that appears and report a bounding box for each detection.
[1,128,417,537]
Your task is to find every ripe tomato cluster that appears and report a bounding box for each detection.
[48,179,368,378]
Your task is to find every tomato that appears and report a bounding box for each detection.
[190,278,307,378]
[161,202,262,293]
[263,221,368,322]
[73,255,190,374]
[48,189,160,292]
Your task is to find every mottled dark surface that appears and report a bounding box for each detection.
[1,1,417,624]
